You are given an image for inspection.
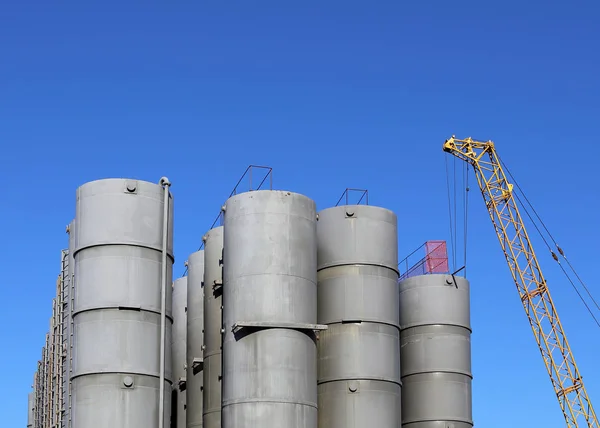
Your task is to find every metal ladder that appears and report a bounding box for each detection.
[60,249,70,428]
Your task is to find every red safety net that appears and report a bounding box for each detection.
[425,240,449,274]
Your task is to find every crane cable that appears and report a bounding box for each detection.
[445,155,470,275]
[500,156,600,311]
[454,155,458,270]
[498,156,600,328]
[463,163,470,277]
[445,155,456,271]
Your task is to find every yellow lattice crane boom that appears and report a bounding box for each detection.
[443,136,598,428]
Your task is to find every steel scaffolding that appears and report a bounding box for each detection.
[30,250,70,428]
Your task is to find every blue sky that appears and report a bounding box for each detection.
[1,1,599,427]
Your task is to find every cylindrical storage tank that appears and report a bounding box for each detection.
[222,190,320,428]
[316,205,401,428]
[187,250,205,428]
[27,392,34,428]
[71,178,174,428]
[203,227,224,428]
[172,277,188,428]
[398,274,472,428]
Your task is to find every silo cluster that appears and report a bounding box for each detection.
[27,178,473,428]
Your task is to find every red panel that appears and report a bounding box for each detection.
[425,240,449,273]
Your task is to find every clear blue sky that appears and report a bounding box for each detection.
[1,2,599,427]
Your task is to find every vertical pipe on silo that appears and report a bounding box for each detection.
[71,179,174,428]
[172,277,188,428]
[398,274,473,428]
[316,205,402,428]
[222,190,325,428]
[187,251,205,428]
[159,177,172,428]
[202,227,224,428]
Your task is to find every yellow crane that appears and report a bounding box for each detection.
[443,136,598,428]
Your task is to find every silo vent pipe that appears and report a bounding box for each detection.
[158,176,171,428]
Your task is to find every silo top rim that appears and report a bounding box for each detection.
[76,178,174,199]
[205,225,224,235]
[173,276,188,288]
[399,273,467,280]
[398,273,470,288]
[226,189,313,201]
[187,249,205,264]
[77,177,165,187]
[318,204,397,221]
[203,225,224,243]
[224,190,316,220]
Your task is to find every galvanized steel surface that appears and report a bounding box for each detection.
[222,190,319,428]
[316,264,399,326]
[398,274,470,331]
[317,205,398,272]
[72,374,170,427]
[318,381,401,428]
[316,205,401,428]
[202,227,224,428]
[74,179,174,256]
[187,250,205,428]
[71,178,173,428]
[172,277,188,428]
[317,323,400,383]
[223,191,318,326]
[398,274,473,428]
[223,328,318,425]
[28,392,34,428]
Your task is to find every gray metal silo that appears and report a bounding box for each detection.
[27,392,34,428]
[316,205,401,428]
[398,274,473,428]
[71,178,174,428]
[187,250,205,428]
[202,227,224,428]
[222,190,325,428]
[172,277,188,428]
